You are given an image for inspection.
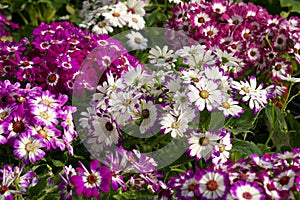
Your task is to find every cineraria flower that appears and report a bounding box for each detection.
[126,31,148,50]
[212,132,232,165]
[135,100,158,134]
[218,96,244,117]
[13,132,46,163]
[59,165,76,200]
[31,104,58,126]
[102,3,128,28]
[126,0,147,16]
[160,108,189,138]
[230,181,265,200]
[186,131,221,161]
[0,164,22,199]
[187,77,223,112]
[92,20,113,34]
[127,13,145,30]
[196,168,229,200]
[271,60,290,79]
[148,45,177,69]
[122,64,150,87]
[280,74,300,83]
[231,76,268,113]
[70,160,112,199]
[273,169,296,191]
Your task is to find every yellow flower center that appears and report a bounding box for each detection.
[200,90,210,99]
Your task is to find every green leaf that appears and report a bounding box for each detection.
[52,160,64,167]
[265,104,280,131]
[225,108,256,135]
[113,190,156,200]
[28,175,49,198]
[66,4,75,15]
[280,0,300,14]
[231,138,263,157]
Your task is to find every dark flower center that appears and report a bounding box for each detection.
[142,109,150,119]
[231,44,237,49]
[128,8,135,14]
[206,180,218,191]
[198,17,205,23]
[183,25,189,31]
[279,176,290,185]
[239,173,248,180]
[243,33,249,39]
[112,12,121,17]
[105,122,114,131]
[48,74,58,83]
[22,61,30,67]
[199,137,210,146]
[12,120,25,133]
[277,38,284,44]
[250,51,256,57]
[207,30,214,36]
[0,185,8,194]
[87,174,97,184]
[188,182,198,191]
[275,64,282,71]
[242,192,253,199]
[134,37,141,44]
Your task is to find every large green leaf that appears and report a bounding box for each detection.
[231,138,263,157]
[280,0,300,14]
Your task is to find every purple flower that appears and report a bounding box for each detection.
[230,180,265,200]
[58,165,76,200]
[70,160,112,199]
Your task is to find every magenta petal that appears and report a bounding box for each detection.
[90,160,99,171]
[70,175,83,187]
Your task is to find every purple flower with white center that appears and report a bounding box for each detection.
[261,171,280,199]
[31,104,59,126]
[29,90,60,109]
[0,123,7,145]
[7,113,30,143]
[13,132,46,163]
[196,168,229,200]
[187,77,223,112]
[19,170,38,192]
[231,76,268,113]
[58,165,76,200]
[231,181,265,200]
[187,130,221,161]
[70,160,112,199]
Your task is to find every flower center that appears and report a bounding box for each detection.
[206,180,218,191]
[198,17,205,23]
[132,17,138,23]
[231,44,237,49]
[183,25,189,31]
[123,99,132,106]
[243,33,249,39]
[277,37,283,44]
[0,185,8,194]
[275,64,282,71]
[25,142,35,152]
[98,22,107,28]
[188,182,198,191]
[199,137,210,146]
[222,102,231,109]
[112,12,121,17]
[207,30,214,36]
[192,77,199,82]
[241,87,250,93]
[38,128,48,138]
[279,176,290,185]
[0,111,9,120]
[250,51,256,57]
[242,192,253,199]
[87,173,97,184]
[128,8,135,14]
[171,121,181,129]
[48,74,58,83]
[105,122,114,132]
[40,111,49,120]
[219,145,225,152]
[142,109,150,119]
[12,120,26,133]
[200,90,210,99]
[134,37,141,44]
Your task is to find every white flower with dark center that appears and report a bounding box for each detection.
[193,12,211,27]
[138,101,158,134]
[212,132,232,165]
[126,0,147,16]
[273,169,296,191]
[203,24,219,38]
[92,20,113,34]
[46,72,59,86]
[148,45,177,69]
[127,13,145,30]
[187,77,223,112]
[160,108,189,138]
[214,48,242,73]
[212,2,226,14]
[126,31,148,50]
[271,60,288,78]
[91,116,119,146]
[187,131,221,161]
[231,181,265,200]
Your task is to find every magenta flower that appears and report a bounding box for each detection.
[70,160,112,199]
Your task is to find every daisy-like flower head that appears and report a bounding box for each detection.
[102,3,128,28]
[31,104,59,126]
[218,95,244,117]
[186,130,221,161]
[271,59,290,80]
[231,76,268,113]
[126,0,147,16]
[196,167,229,200]
[127,13,145,30]
[261,170,280,199]
[70,160,112,199]
[212,131,232,165]
[273,168,296,191]
[192,11,211,27]
[148,45,177,69]
[126,31,148,50]
[122,64,150,87]
[246,44,261,63]
[134,100,158,134]
[280,74,300,83]
[92,20,113,34]
[231,180,265,200]
[0,164,22,199]
[7,113,30,142]
[29,90,59,109]
[58,165,76,200]
[187,77,223,112]
[13,132,46,163]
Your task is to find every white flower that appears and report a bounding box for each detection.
[280,74,300,83]
[214,48,243,73]
[187,77,223,112]
[92,21,113,34]
[148,45,177,69]
[122,65,150,87]
[102,3,128,28]
[272,61,288,78]
[218,96,244,117]
[127,13,145,30]
[212,132,232,165]
[126,31,148,50]
[138,101,158,134]
[32,105,58,126]
[187,131,221,161]
[160,108,189,138]
[126,0,147,16]
[180,69,202,84]
[231,76,268,113]
[193,12,211,27]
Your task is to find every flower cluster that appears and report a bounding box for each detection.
[166,149,300,200]
[0,21,139,95]
[79,0,148,34]
[0,13,19,38]
[166,0,300,96]
[0,80,77,162]
[0,163,38,199]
